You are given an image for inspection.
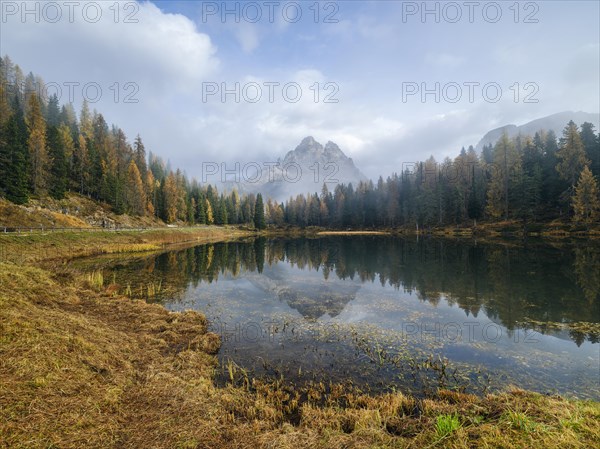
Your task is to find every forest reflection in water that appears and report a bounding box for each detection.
[76,236,600,398]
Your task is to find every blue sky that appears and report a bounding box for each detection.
[2,0,599,179]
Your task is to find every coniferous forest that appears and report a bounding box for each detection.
[1,55,599,230]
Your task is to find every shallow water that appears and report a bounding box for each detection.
[76,236,600,399]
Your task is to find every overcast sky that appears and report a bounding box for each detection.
[2,0,599,180]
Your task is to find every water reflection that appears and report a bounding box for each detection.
[82,237,600,344]
[74,236,600,398]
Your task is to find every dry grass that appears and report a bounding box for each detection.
[0,193,165,230]
[0,226,252,265]
[1,261,599,448]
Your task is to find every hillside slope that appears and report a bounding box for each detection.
[0,193,166,229]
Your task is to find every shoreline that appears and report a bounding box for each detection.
[1,228,599,448]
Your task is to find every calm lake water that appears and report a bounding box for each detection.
[76,236,600,399]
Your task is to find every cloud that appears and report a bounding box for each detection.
[425,53,465,69]
[231,22,260,53]
[2,1,219,112]
[2,0,598,188]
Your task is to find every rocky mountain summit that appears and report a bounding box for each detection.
[236,136,367,201]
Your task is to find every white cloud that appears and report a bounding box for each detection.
[231,22,260,53]
[2,0,598,186]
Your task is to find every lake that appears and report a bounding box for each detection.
[75,236,600,399]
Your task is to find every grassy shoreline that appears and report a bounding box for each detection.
[0,226,254,265]
[1,228,599,448]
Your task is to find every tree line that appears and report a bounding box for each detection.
[0,56,267,229]
[1,55,598,230]
[280,122,600,228]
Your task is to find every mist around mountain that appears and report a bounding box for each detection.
[2,54,598,230]
[231,136,367,202]
[476,111,600,151]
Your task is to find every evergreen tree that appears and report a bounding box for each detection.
[254,193,266,229]
[572,166,600,224]
[79,100,93,139]
[57,123,75,189]
[556,121,589,188]
[1,100,29,204]
[196,193,206,224]
[45,94,60,127]
[486,133,521,220]
[59,103,78,134]
[74,134,90,194]
[580,122,599,177]
[516,138,543,222]
[540,130,564,215]
[133,134,148,178]
[46,124,67,199]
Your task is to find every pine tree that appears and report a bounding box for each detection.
[556,121,589,188]
[47,124,67,199]
[57,123,75,188]
[59,103,78,134]
[516,138,543,222]
[486,133,521,220]
[580,122,599,177]
[79,100,93,139]
[0,82,12,129]
[572,166,600,224]
[133,134,148,178]
[25,92,50,196]
[1,100,29,204]
[196,194,206,224]
[254,193,266,229]
[74,134,90,194]
[0,83,13,197]
[45,94,60,126]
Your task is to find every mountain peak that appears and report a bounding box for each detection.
[259,137,367,201]
[300,136,318,146]
[285,137,359,167]
[324,141,344,157]
[293,136,323,156]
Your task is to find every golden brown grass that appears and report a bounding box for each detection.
[1,261,599,448]
[0,226,252,265]
[0,193,166,230]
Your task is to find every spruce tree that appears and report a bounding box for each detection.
[2,104,30,204]
[572,166,600,224]
[556,121,589,188]
[580,122,599,177]
[254,193,266,229]
[47,124,67,199]
[486,133,521,220]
